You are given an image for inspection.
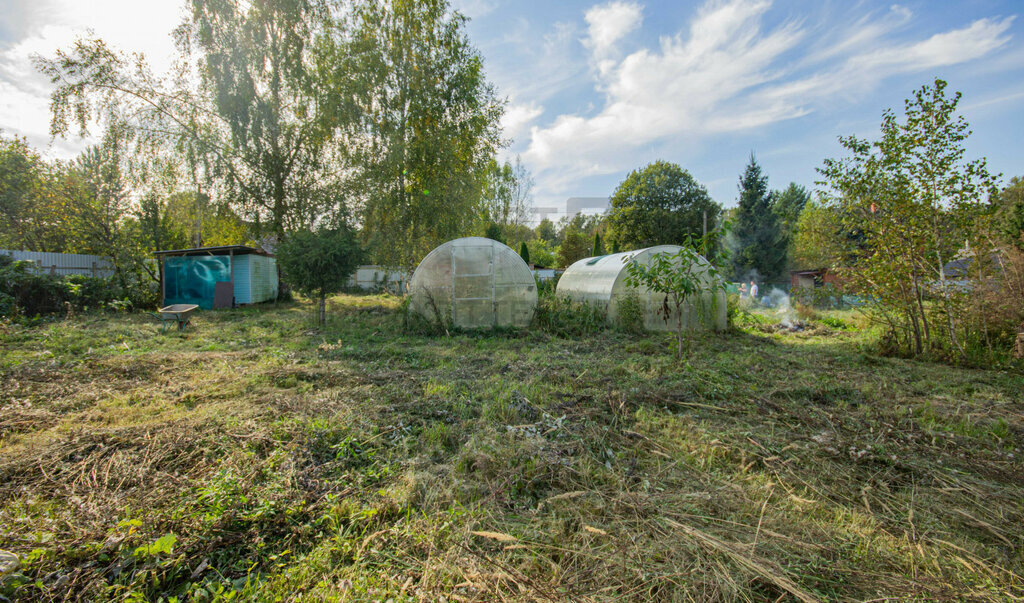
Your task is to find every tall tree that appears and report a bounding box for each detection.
[536,218,557,245]
[772,182,811,260]
[484,222,503,244]
[329,0,503,269]
[606,160,721,251]
[481,156,534,237]
[67,141,138,287]
[818,79,1000,357]
[790,202,843,269]
[556,227,590,269]
[0,133,76,252]
[36,0,341,236]
[730,154,786,281]
[519,241,530,265]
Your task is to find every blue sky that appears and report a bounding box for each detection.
[456,0,1024,215]
[1,0,1022,218]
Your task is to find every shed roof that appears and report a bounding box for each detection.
[154,245,271,257]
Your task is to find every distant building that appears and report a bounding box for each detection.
[790,268,841,291]
[531,207,559,223]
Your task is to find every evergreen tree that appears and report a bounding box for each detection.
[592,232,605,256]
[731,154,786,281]
[519,240,530,265]
[484,222,503,244]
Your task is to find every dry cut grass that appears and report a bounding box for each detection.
[0,294,1021,601]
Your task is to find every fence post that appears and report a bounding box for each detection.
[50,264,57,275]
[91,262,97,277]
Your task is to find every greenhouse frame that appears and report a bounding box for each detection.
[408,237,538,329]
[556,245,727,332]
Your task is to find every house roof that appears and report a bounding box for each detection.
[154,245,272,257]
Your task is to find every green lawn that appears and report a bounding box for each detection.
[1,295,1021,601]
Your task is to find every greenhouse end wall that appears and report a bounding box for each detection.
[556,246,727,332]
[408,237,538,329]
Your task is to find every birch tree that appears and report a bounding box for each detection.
[818,79,999,358]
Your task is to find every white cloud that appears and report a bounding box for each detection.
[584,1,643,57]
[501,101,544,144]
[0,0,185,158]
[522,0,1015,197]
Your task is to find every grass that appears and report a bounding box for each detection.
[0,294,1021,601]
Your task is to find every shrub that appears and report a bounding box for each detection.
[616,291,644,333]
[533,294,606,337]
[277,225,363,326]
[0,259,152,318]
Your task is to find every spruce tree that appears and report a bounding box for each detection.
[593,232,605,256]
[731,154,786,281]
[519,241,531,265]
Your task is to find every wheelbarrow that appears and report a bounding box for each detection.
[153,304,199,332]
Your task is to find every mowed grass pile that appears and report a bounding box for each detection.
[1,294,1022,601]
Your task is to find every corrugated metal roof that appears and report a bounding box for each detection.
[154,245,271,257]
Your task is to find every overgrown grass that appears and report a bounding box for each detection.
[0,294,1021,601]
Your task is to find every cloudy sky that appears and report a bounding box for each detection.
[2,0,1022,217]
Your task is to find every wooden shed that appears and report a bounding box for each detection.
[155,245,278,309]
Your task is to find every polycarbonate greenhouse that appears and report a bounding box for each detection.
[556,245,727,332]
[408,237,538,329]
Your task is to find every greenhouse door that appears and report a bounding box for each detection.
[450,244,495,329]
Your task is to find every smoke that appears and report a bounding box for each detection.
[763,287,797,327]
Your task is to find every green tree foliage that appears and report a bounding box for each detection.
[36,0,341,236]
[772,182,811,264]
[484,222,503,244]
[556,226,590,269]
[554,214,602,268]
[998,177,1024,249]
[519,241,530,265]
[277,225,362,325]
[791,202,844,269]
[0,133,75,251]
[67,142,145,292]
[606,160,720,251]
[536,218,556,245]
[480,156,533,238]
[526,239,555,268]
[730,154,786,281]
[331,0,503,269]
[592,232,605,256]
[818,79,1000,359]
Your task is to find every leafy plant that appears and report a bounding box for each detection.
[624,236,726,359]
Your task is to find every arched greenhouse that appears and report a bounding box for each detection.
[408,237,538,329]
[556,245,727,332]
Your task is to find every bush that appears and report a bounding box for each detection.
[533,294,607,337]
[0,259,153,318]
[616,291,644,333]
